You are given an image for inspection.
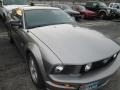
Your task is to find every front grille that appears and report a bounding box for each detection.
[80,54,117,74]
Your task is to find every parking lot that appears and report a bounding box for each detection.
[0,18,120,90]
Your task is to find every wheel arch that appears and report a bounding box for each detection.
[25,43,48,81]
[98,10,108,15]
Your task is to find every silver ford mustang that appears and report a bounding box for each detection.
[8,6,120,90]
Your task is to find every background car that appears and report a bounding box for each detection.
[51,4,81,21]
[72,5,97,19]
[85,1,116,19]
[8,6,120,90]
[109,3,120,18]
[0,0,28,22]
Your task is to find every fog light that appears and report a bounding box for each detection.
[55,65,64,73]
[85,63,92,72]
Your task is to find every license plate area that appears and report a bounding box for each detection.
[79,81,99,90]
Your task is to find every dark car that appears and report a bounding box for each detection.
[8,6,120,90]
[51,4,81,21]
[0,0,28,22]
[85,1,116,19]
[72,5,97,19]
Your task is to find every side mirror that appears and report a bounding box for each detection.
[0,1,3,7]
[10,20,22,27]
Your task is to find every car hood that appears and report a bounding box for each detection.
[3,5,29,12]
[29,24,120,65]
[85,9,96,14]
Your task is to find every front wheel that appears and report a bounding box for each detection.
[99,12,106,19]
[28,53,46,89]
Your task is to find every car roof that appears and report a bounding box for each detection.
[20,6,59,10]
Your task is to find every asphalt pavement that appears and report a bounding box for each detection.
[0,18,120,90]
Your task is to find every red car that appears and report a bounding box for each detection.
[73,5,97,19]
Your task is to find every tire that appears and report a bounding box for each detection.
[99,12,106,19]
[28,53,46,89]
[75,17,81,22]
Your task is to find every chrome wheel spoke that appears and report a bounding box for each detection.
[29,57,38,83]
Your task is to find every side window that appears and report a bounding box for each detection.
[113,4,120,9]
[86,2,98,8]
[86,2,93,7]
[93,2,98,7]
[109,4,113,7]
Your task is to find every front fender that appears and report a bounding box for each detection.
[25,42,48,81]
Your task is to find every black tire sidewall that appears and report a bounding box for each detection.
[28,53,45,89]
[99,12,106,19]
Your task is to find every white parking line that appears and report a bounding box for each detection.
[0,32,8,37]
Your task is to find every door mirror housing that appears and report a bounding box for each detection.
[10,20,22,27]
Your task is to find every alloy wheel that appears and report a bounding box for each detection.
[29,57,38,83]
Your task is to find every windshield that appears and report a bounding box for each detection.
[61,5,72,10]
[79,5,86,11]
[24,9,74,29]
[99,2,107,7]
[3,0,27,5]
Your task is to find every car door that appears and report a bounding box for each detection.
[11,13,27,54]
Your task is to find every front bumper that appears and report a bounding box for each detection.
[46,53,120,90]
[46,77,109,90]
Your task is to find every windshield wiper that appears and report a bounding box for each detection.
[27,22,74,29]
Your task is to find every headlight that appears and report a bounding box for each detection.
[113,53,118,58]
[85,63,92,72]
[54,65,64,73]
